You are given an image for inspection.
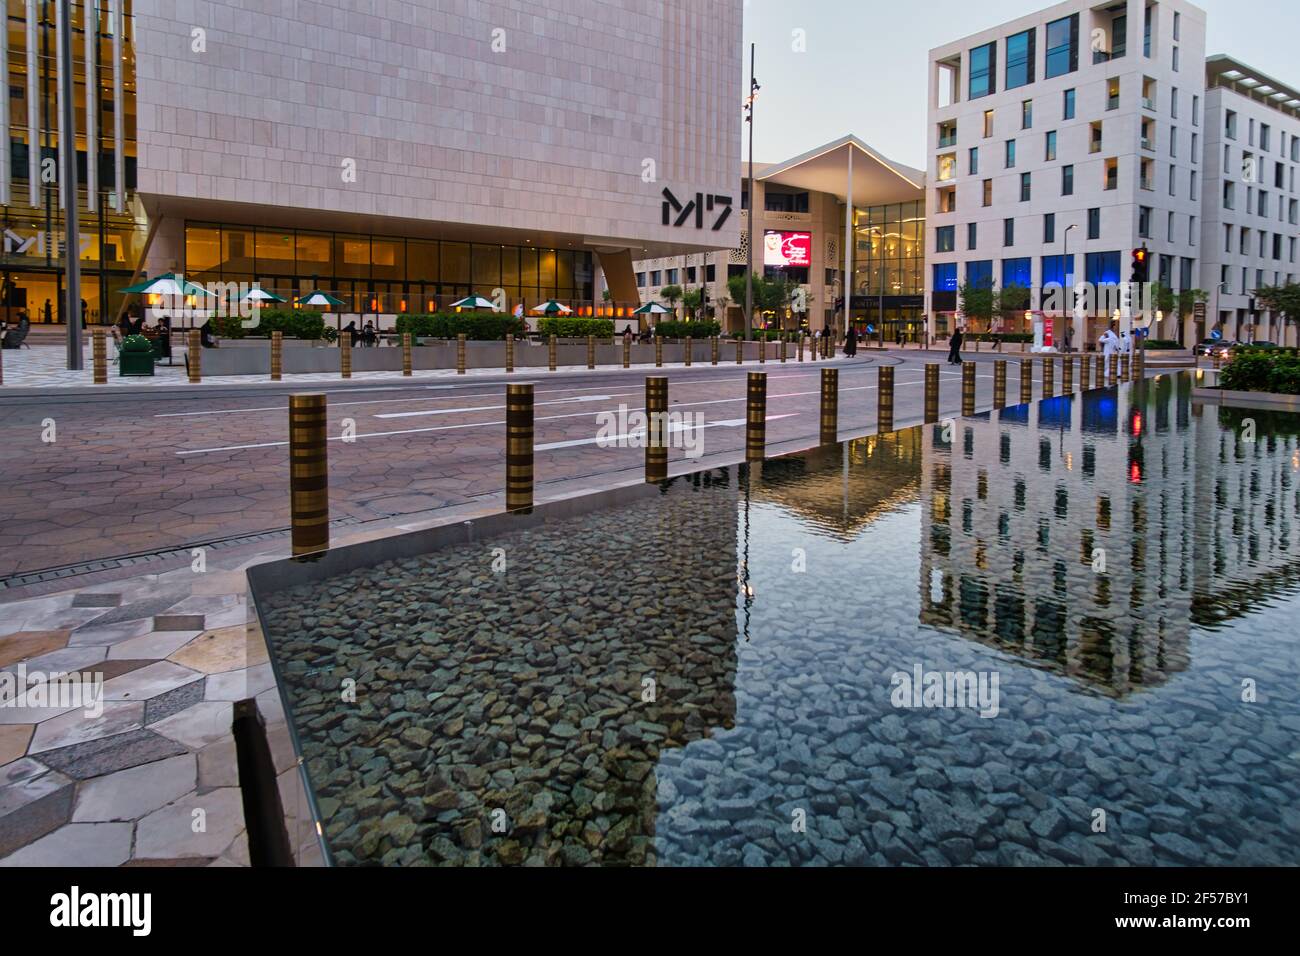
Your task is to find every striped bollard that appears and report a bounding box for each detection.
[780,334,787,363]
[622,335,630,369]
[340,337,352,379]
[587,335,595,370]
[1019,359,1032,404]
[505,333,514,374]
[1042,356,1054,398]
[878,365,895,433]
[798,334,805,362]
[828,331,836,359]
[1135,346,1145,379]
[272,330,284,381]
[759,336,766,364]
[684,336,692,367]
[924,363,939,423]
[1080,354,1091,390]
[962,361,976,416]
[746,372,766,461]
[735,339,743,365]
[289,394,329,556]
[820,368,838,444]
[1062,355,1073,393]
[1108,354,1118,385]
[645,376,668,483]
[548,335,557,372]
[505,384,534,511]
[456,333,467,374]
[711,335,718,366]
[93,329,107,384]
[655,336,663,368]
[993,360,1007,407]
[188,330,201,383]
[1120,354,1130,381]
[1094,353,1104,384]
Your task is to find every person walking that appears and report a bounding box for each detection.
[845,324,858,357]
[1099,321,1120,377]
[947,326,964,365]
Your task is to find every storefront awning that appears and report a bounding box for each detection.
[757,134,924,206]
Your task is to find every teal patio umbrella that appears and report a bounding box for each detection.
[117,273,214,298]
[241,287,285,304]
[295,291,347,308]
[531,299,573,315]
[449,295,498,311]
[632,302,670,315]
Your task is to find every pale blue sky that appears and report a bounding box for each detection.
[741,0,1300,168]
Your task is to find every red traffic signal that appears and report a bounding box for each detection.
[1131,246,1149,282]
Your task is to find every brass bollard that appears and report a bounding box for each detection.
[505,333,514,374]
[759,335,766,364]
[587,335,596,370]
[1062,356,1073,393]
[746,371,766,461]
[655,336,663,368]
[1019,359,1032,404]
[684,336,692,367]
[711,335,718,366]
[1095,353,1105,384]
[1212,351,1221,371]
[993,360,1007,407]
[548,334,557,372]
[289,394,329,556]
[93,329,107,384]
[962,361,976,416]
[736,339,743,365]
[645,376,668,483]
[780,334,787,363]
[1080,354,1091,390]
[1135,348,1145,380]
[506,384,534,511]
[340,336,352,379]
[456,333,467,375]
[622,334,630,369]
[1108,354,1118,385]
[1120,354,1130,381]
[271,330,283,381]
[820,367,838,444]
[188,330,201,383]
[401,332,413,377]
[924,363,939,423]
[798,334,805,362]
[1042,356,1054,398]
[878,365,895,433]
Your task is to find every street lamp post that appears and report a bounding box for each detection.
[1063,223,1076,352]
[743,44,759,342]
[58,0,82,370]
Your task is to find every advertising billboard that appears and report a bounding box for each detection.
[763,230,812,269]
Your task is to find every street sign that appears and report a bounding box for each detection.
[1210,328,1222,340]
[1193,301,1206,321]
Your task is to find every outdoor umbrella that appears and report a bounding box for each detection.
[531,299,573,315]
[632,302,671,315]
[295,291,347,308]
[449,295,498,311]
[240,287,285,303]
[117,273,214,298]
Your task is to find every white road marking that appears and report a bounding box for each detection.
[533,414,799,451]
[373,394,623,419]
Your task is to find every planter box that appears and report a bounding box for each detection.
[1191,383,1300,411]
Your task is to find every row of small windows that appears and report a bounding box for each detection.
[1223,111,1300,162]
[1222,225,1299,264]
[933,249,1200,292]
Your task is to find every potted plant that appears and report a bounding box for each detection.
[119,334,155,376]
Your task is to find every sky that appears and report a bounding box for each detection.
[740,0,1300,169]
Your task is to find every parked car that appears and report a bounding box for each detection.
[1194,338,1235,357]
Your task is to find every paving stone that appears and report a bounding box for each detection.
[29,702,146,754]
[0,725,33,767]
[72,754,197,823]
[36,729,188,781]
[108,631,201,662]
[203,664,275,701]
[145,679,207,725]
[134,787,245,859]
[154,614,206,632]
[196,739,240,789]
[0,822,132,867]
[71,593,122,608]
[169,626,266,675]
[75,591,190,630]
[0,631,71,668]
[101,661,203,702]
[150,701,233,751]
[0,778,74,858]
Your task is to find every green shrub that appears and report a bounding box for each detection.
[967,332,1033,343]
[1143,339,1183,350]
[652,319,721,339]
[394,313,525,340]
[536,317,615,338]
[1219,351,1300,394]
[212,309,326,340]
[728,329,791,341]
[121,334,153,352]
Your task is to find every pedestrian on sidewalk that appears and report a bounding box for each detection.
[845,324,858,357]
[947,326,964,365]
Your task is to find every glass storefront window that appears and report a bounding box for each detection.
[295,233,332,277]
[441,243,470,284]
[335,235,370,280]
[518,248,538,287]
[222,227,255,274]
[186,227,222,274]
[371,237,404,281]
[537,249,557,290]
[501,247,519,287]
[408,241,438,282]
[471,245,500,287]
[255,229,296,272]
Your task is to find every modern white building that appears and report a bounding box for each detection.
[1199,56,1300,345]
[925,0,1209,349]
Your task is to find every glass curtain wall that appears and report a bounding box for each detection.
[850,200,925,341]
[2,1,142,325]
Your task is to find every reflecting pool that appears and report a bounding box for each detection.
[254,373,1300,866]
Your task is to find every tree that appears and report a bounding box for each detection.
[1255,284,1300,339]
[727,273,792,334]
[996,283,1031,322]
[958,281,995,332]
[682,287,704,321]
[659,284,683,320]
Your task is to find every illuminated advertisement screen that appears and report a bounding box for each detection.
[763,230,812,268]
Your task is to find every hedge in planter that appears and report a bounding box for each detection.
[119,334,155,376]
[1219,350,1300,395]
[652,320,721,339]
[213,309,327,341]
[394,313,525,340]
[537,317,615,338]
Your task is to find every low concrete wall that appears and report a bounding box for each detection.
[1191,385,1300,411]
[190,338,792,375]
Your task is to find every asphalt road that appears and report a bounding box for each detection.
[0,351,1126,579]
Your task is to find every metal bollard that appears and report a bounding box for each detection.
[759,335,766,364]
[655,335,663,368]
[1108,354,1117,385]
[587,335,596,370]
[878,365,895,433]
[798,334,805,362]
[1095,353,1105,384]
[1080,354,1091,390]
[548,334,557,372]
[962,361,976,416]
[993,360,1007,407]
[1062,356,1073,392]
[746,372,766,461]
[505,333,514,374]
[506,384,534,511]
[1042,356,1054,398]
[402,332,413,377]
[736,339,743,365]
[623,334,631,369]
[271,330,283,381]
[820,367,838,444]
[93,329,107,384]
[1019,359,1032,404]
[711,335,718,366]
[457,333,467,375]
[924,363,939,423]
[1120,354,1130,381]
[684,336,692,367]
[340,337,352,379]
[780,334,788,363]
[645,376,668,483]
[827,332,836,359]
[289,394,329,556]
[188,330,201,383]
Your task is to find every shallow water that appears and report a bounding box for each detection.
[258,374,1300,866]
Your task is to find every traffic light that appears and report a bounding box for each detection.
[1130,246,1149,283]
